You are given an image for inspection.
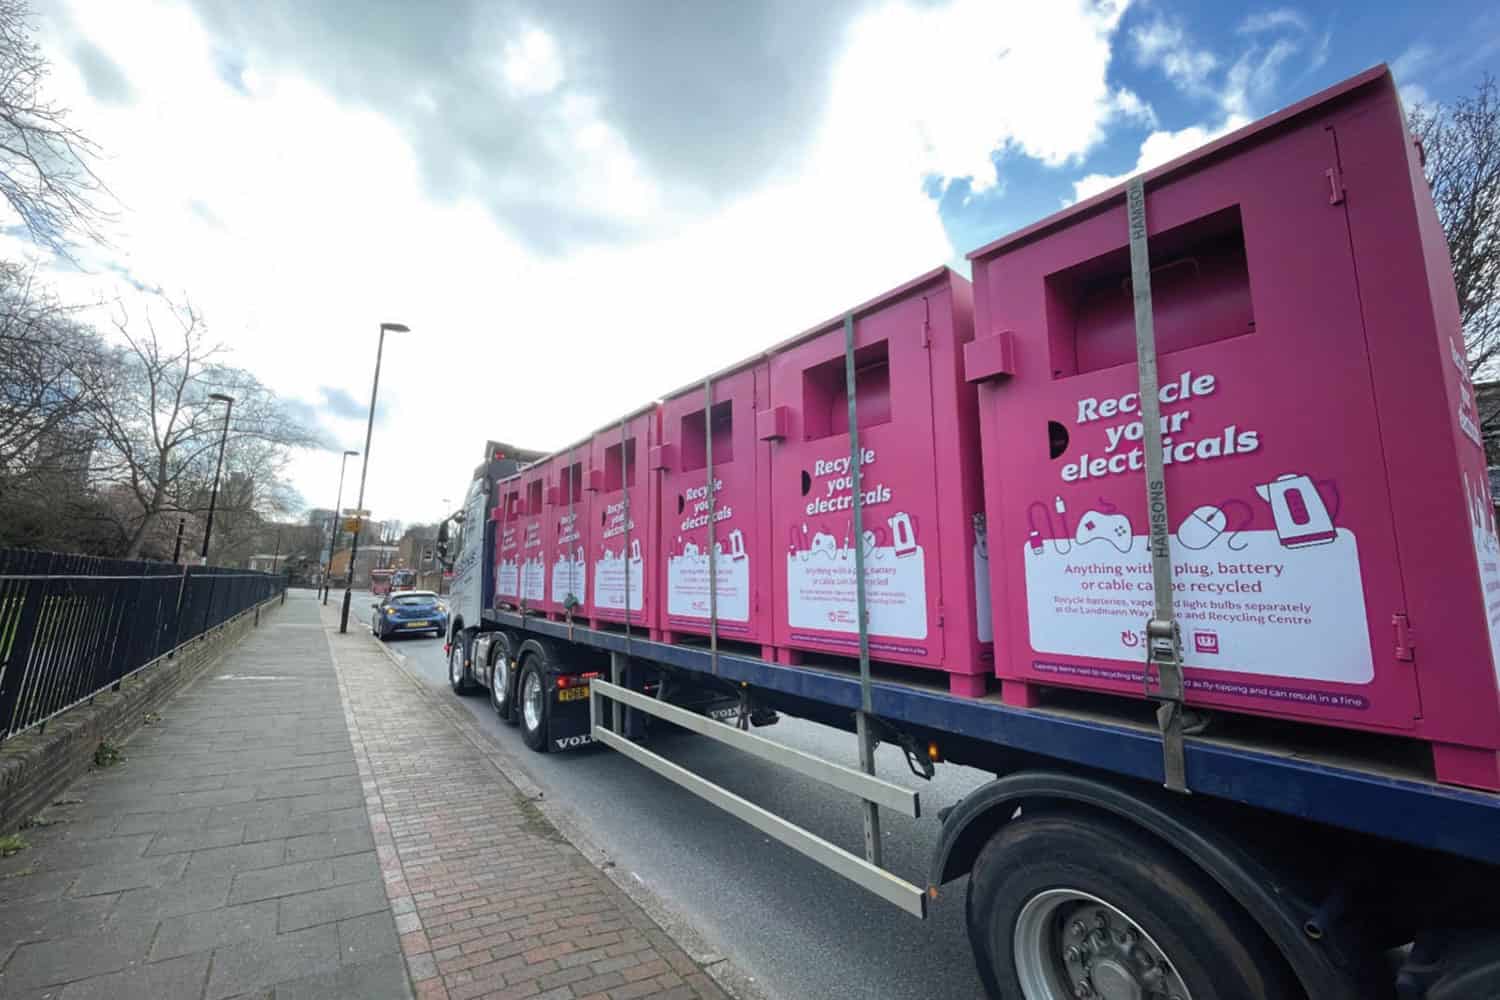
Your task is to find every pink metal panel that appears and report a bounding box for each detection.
[494,461,548,612]
[656,363,772,646]
[969,67,1499,775]
[541,443,590,618]
[586,408,659,630]
[1333,72,1500,782]
[766,269,991,689]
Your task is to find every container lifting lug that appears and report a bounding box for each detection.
[1393,613,1414,662]
[1326,166,1345,205]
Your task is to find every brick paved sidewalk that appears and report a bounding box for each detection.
[324,603,729,1000]
[0,591,411,1000]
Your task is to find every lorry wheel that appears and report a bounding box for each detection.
[1422,933,1500,1000]
[518,659,550,753]
[966,808,1295,1000]
[448,636,475,695]
[488,636,517,725]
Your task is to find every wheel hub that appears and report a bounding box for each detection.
[493,659,508,707]
[523,673,542,731]
[1090,957,1142,1000]
[1013,889,1190,1000]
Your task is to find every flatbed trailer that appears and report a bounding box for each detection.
[436,68,1500,1000]
[457,605,1500,1000]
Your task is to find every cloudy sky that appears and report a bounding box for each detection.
[14,0,1500,524]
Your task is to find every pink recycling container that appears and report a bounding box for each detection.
[586,404,660,635]
[653,361,774,658]
[763,267,992,695]
[542,441,590,620]
[965,65,1500,790]
[492,461,549,612]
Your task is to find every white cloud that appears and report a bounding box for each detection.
[1391,44,1435,110]
[1237,9,1309,35]
[1111,87,1158,128]
[1070,114,1250,203]
[830,0,1133,192]
[30,0,1135,523]
[1131,9,1314,122]
[501,27,564,98]
[1130,19,1218,92]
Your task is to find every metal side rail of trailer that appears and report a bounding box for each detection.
[483,609,1500,870]
[484,608,1500,998]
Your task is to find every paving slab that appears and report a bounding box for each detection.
[0,594,411,1000]
[323,600,728,1000]
[0,587,734,1000]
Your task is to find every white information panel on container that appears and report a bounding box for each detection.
[668,551,750,622]
[786,540,928,639]
[594,551,644,612]
[1023,529,1373,683]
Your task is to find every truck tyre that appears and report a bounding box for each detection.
[488,634,517,725]
[517,658,550,753]
[966,808,1295,1000]
[1422,933,1500,1000]
[448,634,476,695]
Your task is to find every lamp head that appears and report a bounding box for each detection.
[380,322,410,333]
[208,392,234,403]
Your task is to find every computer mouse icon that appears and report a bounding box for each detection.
[1178,505,1227,550]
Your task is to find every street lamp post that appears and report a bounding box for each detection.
[200,393,235,565]
[340,322,408,633]
[323,449,359,604]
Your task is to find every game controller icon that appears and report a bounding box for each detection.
[1075,510,1133,553]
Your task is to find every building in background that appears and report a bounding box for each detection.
[328,544,398,588]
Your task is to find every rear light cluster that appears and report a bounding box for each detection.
[555,671,602,690]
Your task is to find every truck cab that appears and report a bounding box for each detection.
[441,440,546,652]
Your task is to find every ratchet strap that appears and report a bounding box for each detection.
[705,378,720,676]
[1127,176,1189,794]
[567,444,576,640]
[621,416,632,654]
[844,311,884,865]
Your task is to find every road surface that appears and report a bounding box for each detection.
[345,592,991,1000]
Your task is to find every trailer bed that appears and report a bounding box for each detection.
[484,608,1500,866]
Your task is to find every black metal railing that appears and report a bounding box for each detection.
[0,548,286,741]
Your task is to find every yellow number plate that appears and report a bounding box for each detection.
[405,620,430,628]
[557,686,590,702]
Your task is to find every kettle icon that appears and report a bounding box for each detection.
[727,529,746,561]
[1255,474,1339,549]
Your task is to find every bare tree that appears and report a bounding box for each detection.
[88,297,322,558]
[0,0,111,255]
[1410,75,1500,383]
[0,261,113,479]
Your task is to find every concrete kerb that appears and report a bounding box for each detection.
[348,620,772,1000]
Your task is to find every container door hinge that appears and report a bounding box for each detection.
[935,604,944,627]
[1392,613,1414,662]
[1325,166,1345,206]
[919,321,931,349]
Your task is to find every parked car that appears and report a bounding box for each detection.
[370,590,447,640]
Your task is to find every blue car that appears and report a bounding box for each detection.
[371,590,447,640]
